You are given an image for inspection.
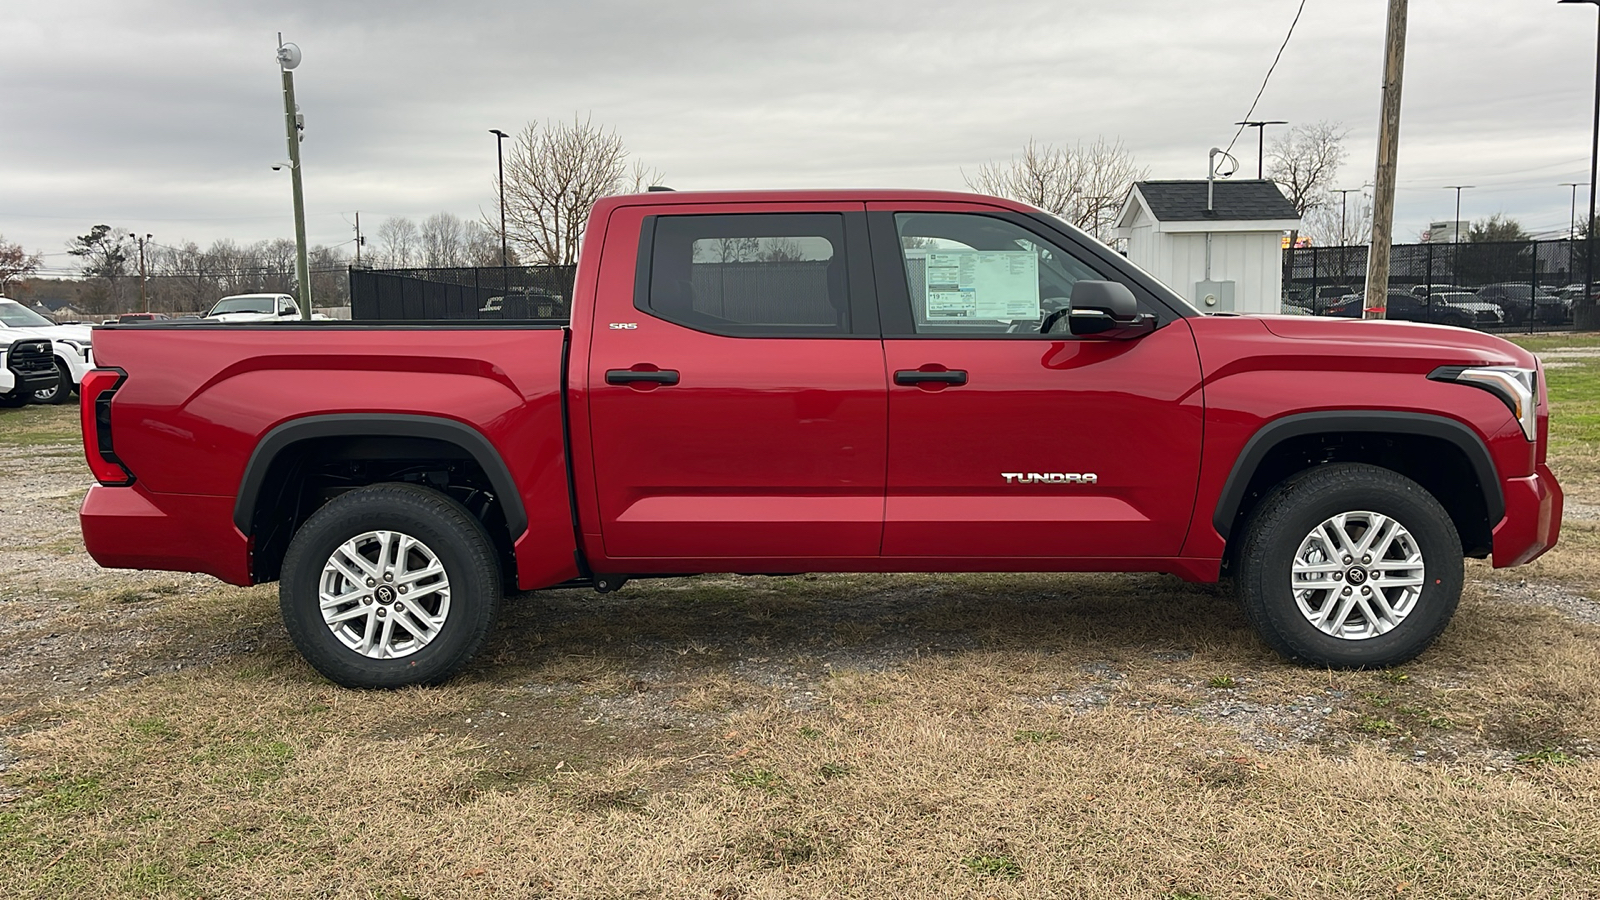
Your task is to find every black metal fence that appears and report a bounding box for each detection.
[348,265,577,321]
[1284,239,1587,330]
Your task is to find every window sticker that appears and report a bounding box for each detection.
[923,250,1039,319]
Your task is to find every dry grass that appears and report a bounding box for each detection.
[2,339,1599,898]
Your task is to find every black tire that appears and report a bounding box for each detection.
[280,483,501,688]
[30,361,74,405]
[1235,463,1462,669]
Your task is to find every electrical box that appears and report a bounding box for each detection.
[1194,280,1235,312]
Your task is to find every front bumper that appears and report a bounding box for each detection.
[1492,463,1563,568]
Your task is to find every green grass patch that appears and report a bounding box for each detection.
[1516,746,1575,766]
[729,767,784,792]
[1508,333,1600,353]
[964,852,1023,880]
[0,404,80,449]
[1013,729,1061,743]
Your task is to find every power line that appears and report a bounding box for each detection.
[1223,0,1310,161]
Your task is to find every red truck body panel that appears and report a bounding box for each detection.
[79,189,1561,596]
[80,327,579,590]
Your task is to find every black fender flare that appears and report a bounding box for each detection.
[1212,410,1505,540]
[232,413,528,537]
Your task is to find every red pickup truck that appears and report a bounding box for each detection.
[78,190,1563,688]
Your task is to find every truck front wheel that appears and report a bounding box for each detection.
[279,483,501,688]
[1235,463,1463,668]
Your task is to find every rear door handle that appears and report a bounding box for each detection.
[606,369,680,385]
[894,369,968,386]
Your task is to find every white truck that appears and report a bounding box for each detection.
[0,298,95,404]
[0,334,61,407]
[203,293,327,323]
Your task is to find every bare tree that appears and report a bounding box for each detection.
[376,217,419,268]
[498,116,660,266]
[1303,191,1373,247]
[462,221,515,267]
[624,159,667,194]
[420,213,466,267]
[1267,121,1349,218]
[963,137,1146,241]
[0,235,41,294]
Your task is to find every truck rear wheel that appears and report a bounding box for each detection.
[279,483,500,688]
[1235,463,1462,668]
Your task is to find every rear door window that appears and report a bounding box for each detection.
[639,214,853,335]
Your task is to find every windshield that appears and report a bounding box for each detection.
[208,296,277,315]
[0,300,58,327]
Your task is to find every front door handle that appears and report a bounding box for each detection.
[894,369,968,386]
[606,368,680,386]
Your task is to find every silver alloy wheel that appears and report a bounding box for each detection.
[318,530,451,659]
[1290,510,1426,641]
[31,366,62,402]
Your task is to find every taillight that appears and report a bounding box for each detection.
[80,367,133,486]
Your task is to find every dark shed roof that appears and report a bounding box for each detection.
[1134,179,1299,222]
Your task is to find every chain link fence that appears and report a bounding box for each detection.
[348,265,577,321]
[1284,239,1589,331]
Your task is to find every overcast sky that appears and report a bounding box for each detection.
[4,0,1597,274]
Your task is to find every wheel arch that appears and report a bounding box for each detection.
[1214,411,1505,557]
[234,414,528,583]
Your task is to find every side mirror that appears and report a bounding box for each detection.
[1063,281,1156,339]
[279,307,295,316]
[1071,281,1139,320]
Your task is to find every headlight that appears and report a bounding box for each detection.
[1429,365,1537,441]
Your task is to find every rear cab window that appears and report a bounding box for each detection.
[636,213,859,336]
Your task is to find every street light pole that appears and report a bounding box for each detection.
[1331,187,1365,246]
[490,129,509,268]
[1235,120,1289,179]
[276,35,311,320]
[1444,185,1474,243]
[1561,0,1600,328]
[1561,182,1587,243]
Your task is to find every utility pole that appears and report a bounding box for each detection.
[1363,0,1409,320]
[129,232,152,312]
[277,35,312,320]
[1563,0,1600,329]
[353,211,364,267]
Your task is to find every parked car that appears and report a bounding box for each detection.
[1555,283,1600,303]
[78,188,1562,687]
[1415,292,1506,328]
[1410,283,1467,299]
[479,292,565,319]
[0,297,95,404]
[1473,283,1569,326]
[204,294,303,322]
[117,313,171,324]
[0,335,60,407]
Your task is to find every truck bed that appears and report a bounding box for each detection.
[81,323,578,589]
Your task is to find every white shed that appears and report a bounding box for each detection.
[1114,180,1300,314]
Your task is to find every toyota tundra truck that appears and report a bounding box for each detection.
[76,190,1563,688]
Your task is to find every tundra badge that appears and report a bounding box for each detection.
[1002,472,1098,484]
